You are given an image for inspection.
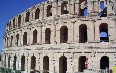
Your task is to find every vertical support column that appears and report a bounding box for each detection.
[95,21,100,42]
[42,26,45,44]
[75,0,79,15]
[30,28,33,45]
[68,22,73,43]
[52,1,57,16]
[44,4,47,18]
[20,30,23,46]
[58,1,62,15]
[69,1,75,14]
[27,28,31,45]
[39,26,42,43]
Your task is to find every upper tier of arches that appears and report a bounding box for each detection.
[5,0,115,32]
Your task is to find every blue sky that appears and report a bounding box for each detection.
[0,0,45,53]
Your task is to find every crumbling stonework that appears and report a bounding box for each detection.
[1,0,116,73]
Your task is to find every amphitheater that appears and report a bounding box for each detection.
[1,0,116,73]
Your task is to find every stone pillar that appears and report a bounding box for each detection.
[30,28,33,45]
[27,28,31,45]
[20,30,23,46]
[69,1,75,14]
[75,0,79,15]
[44,4,47,18]
[95,21,100,42]
[58,1,62,15]
[37,26,42,44]
[52,1,57,16]
[42,26,45,44]
[68,22,73,43]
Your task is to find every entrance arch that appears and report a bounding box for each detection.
[78,56,87,72]
[30,56,36,72]
[43,56,49,72]
[60,26,68,43]
[13,55,17,70]
[21,55,25,71]
[100,56,109,69]
[59,56,67,73]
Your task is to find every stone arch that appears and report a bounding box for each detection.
[99,0,107,17]
[45,28,51,44]
[61,1,69,15]
[8,55,11,68]
[78,56,87,72]
[100,56,109,69]
[25,12,30,22]
[60,26,68,43]
[21,55,25,71]
[99,23,109,42]
[47,5,52,17]
[10,36,13,47]
[33,29,37,44]
[79,0,87,16]
[30,56,36,72]
[13,55,17,70]
[18,15,21,27]
[13,18,15,28]
[79,24,87,43]
[16,34,19,46]
[43,56,49,72]
[59,56,67,73]
[35,8,40,19]
[23,32,27,45]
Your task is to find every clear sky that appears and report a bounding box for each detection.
[0,0,45,53]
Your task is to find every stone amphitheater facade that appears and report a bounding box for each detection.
[1,0,116,73]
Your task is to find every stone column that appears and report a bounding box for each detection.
[58,1,62,15]
[27,28,31,45]
[75,1,79,15]
[20,30,23,46]
[69,1,75,14]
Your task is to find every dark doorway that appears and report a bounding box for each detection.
[47,5,52,17]
[16,34,19,46]
[59,56,67,73]
[61,1,69,14]
[21,55,25,71]
[100,56,109,69]
[60,26,68,43]
[43,56,49,72]
[45,28,51,44]
[8,55,11,68]
[79,24,87,43]
[35,8,40,19]
[13,56,17,70]
[99,23,109,42]
[30,56,36,72]
[33,29,37,44]
[25,12,30,22]
[23,32,27,45]
[78,56,87,72]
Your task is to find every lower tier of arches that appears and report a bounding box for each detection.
[1,51,116,73]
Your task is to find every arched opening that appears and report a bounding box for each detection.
[60,26,68,43]
[79,0,87,16]
[18,15,21,27]
[100,56,109,69]
[61,1,69,15]
[47,5,52,17]
[21,55,25,71]
[99,23,109,42]
[43,56,49,72]
[59,56,67,73]
[16,34,19,46]
[45,28,51,44]
[7,37,9,47]
[25,12,30,22]
[13,55,17,70]
[99,1,107,17]
[33,29,37,44]
[8,55,11,68]
[10,36,13,47]
[30,56,36,72]
[78,56,87,72]
[79,24,87,43]
[13,18,15,28]
[35,8,40,19]
[23,32,27,45]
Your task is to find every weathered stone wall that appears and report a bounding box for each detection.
[1,0,116,73]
